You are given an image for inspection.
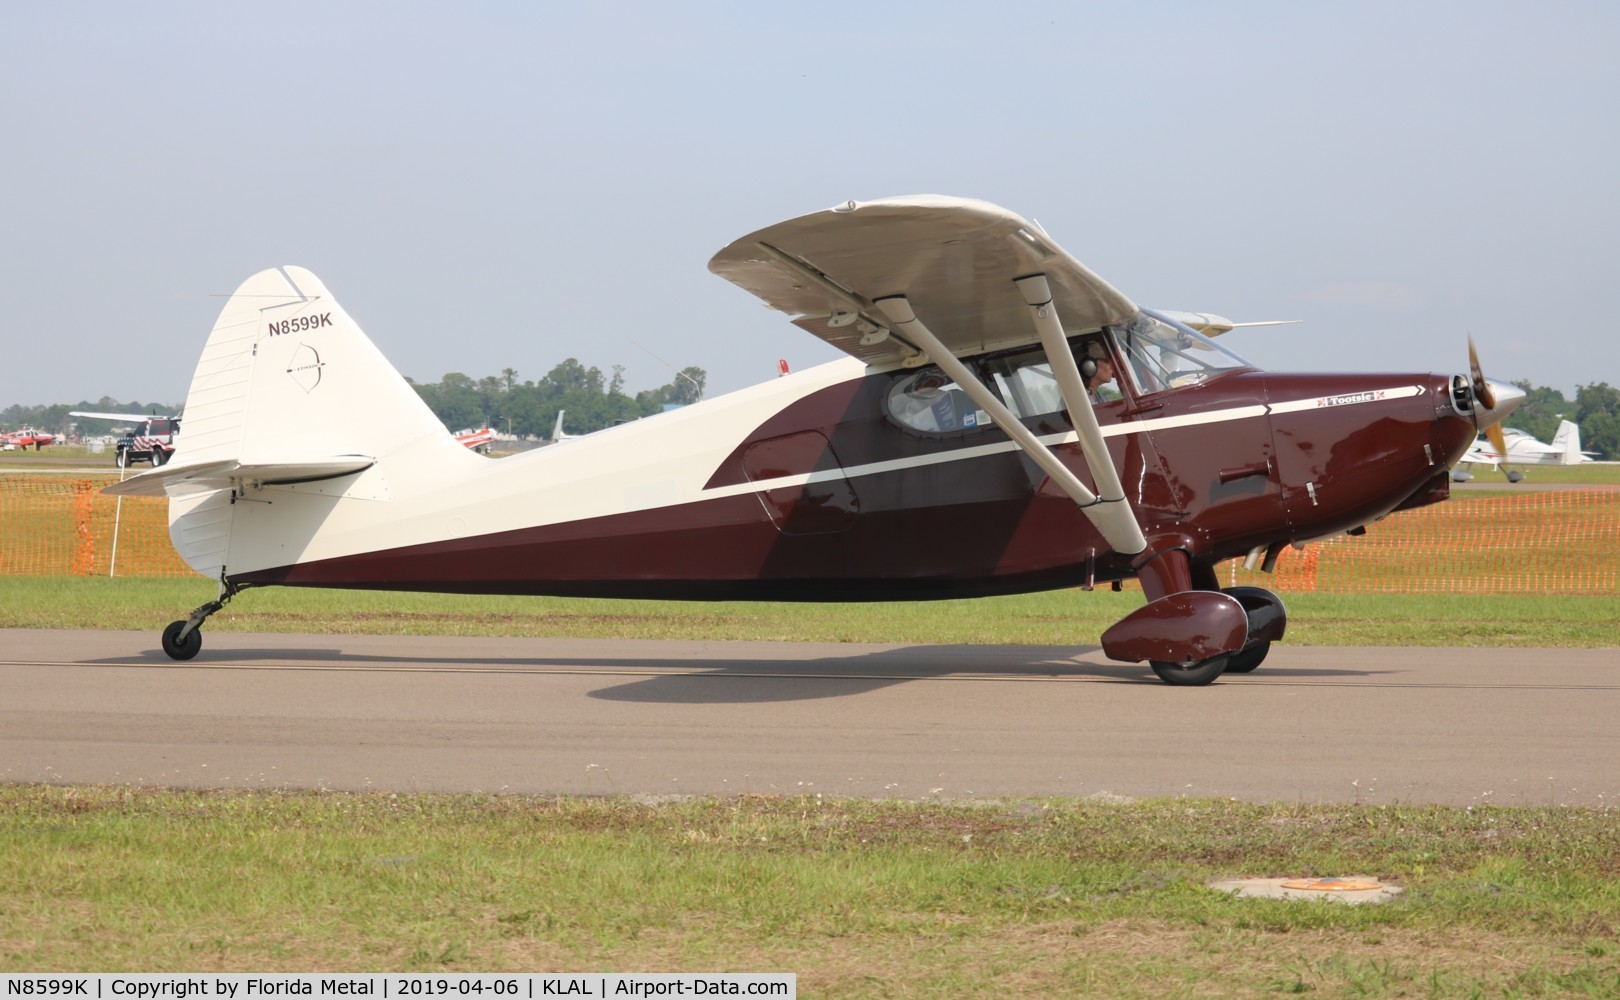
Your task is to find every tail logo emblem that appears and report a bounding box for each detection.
[287,344,325,393]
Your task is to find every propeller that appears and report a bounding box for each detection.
[1467,335,1496,411]
[1467,335,1526,480]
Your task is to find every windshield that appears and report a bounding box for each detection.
[1115,310,1252,395]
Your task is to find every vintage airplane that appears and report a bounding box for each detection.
[105,195,1523,684]
[1452,419,1595,482]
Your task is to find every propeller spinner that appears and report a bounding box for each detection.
[1467,335,1525,465]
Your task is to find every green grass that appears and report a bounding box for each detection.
[1456,462,1620,485]
[0,444,106,465]
[2,577,1617,647]
[2,498,1615,993]
[2,786,1617,995]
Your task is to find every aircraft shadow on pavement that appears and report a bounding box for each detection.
[583,652,1391,704]
[87,641,1391,704]
[587,645,1149,704]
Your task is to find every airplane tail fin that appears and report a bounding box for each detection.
[1551,419,1582,464]
[172,266,445,470]
[550,406,576,444]
[107,266,458,578]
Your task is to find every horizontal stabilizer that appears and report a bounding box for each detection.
[104,456,375,497]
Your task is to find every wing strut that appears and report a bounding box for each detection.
[871,295,1148,555]
[1013,274,1140,539]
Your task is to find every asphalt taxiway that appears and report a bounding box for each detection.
[2,628,1615,806]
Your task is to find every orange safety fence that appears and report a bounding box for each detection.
[1224,487,1620,594]
[0,473,194,578]
[1,473,1617,592]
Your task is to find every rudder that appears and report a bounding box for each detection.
[1552,419,1582,464]
[108,266,461,581]
[179,266,446,468]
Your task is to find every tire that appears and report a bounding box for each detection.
[1224,642,1271,674]
[153,448,169,467]
[115,447,130,468]
[1150,655,1228,686]
[161,620,202,661]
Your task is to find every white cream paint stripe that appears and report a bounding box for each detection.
[703,387,1421,501]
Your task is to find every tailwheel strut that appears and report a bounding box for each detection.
[160,580,241,661]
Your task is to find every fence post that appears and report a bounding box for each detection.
[110,462,130,577]
[71,480,97,576]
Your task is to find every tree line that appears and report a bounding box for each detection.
[1,356,706,442]
[407,359,707,438]
[1505,380,1620,460]
[2,397,183,432]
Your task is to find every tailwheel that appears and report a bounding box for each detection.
[1150,654,1229,686]
[161,620,202,661]
[159,583,239,661]
[1223,642,1270,674]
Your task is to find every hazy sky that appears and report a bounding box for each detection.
[3,1,1616,412]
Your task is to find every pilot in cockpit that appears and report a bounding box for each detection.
[1081,341,1118,402]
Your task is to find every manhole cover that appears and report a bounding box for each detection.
[1208,876,1402,904]
[1281,877,1385,892]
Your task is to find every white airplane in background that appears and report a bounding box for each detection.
[1452,419,1596,482]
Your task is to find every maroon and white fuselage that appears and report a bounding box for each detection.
[110,196,1521,681]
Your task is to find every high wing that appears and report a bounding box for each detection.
[710,195,1135,367]
[709,195,1147,555]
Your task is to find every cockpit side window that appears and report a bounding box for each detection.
[884,368,991,435]
[983,335,1120,419]
[885,315,1245,436]
[984,351,1061,419]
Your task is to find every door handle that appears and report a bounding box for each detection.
[1217,461,1271,484]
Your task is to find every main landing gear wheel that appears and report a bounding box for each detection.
[161,620,202,661]
[1150,654,1229,686]
[1223,642,1271,674]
